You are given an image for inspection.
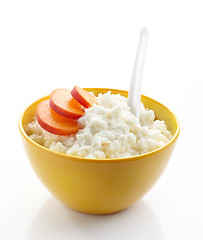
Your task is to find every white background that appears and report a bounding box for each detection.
[0,0,203,239]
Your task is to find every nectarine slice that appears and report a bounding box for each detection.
[70,86,96,108]
[36,100,80,135]
[50,88,84,119]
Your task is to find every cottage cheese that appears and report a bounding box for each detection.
[26,92,172,159]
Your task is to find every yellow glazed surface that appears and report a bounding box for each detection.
[19,88,180,214]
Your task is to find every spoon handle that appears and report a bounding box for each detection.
[128,27,148,120]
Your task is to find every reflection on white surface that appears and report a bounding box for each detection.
[26,197,164,240]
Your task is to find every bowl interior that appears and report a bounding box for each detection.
[20,88,179,150]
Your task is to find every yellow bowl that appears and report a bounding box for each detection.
[19,88,180,214]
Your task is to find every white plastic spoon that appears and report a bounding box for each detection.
[128,27,148,121]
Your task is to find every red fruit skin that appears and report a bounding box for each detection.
[49,88,84,119]
[71,86,96,108]
[36,100,80,135]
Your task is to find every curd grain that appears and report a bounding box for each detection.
[26,92,172,159]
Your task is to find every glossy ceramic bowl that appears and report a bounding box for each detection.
[19,88,180,214]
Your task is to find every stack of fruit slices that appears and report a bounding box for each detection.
[36,86,96,135]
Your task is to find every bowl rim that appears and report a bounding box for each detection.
[18,88,180,163]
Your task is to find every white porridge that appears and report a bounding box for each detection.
[26,92,172,159]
